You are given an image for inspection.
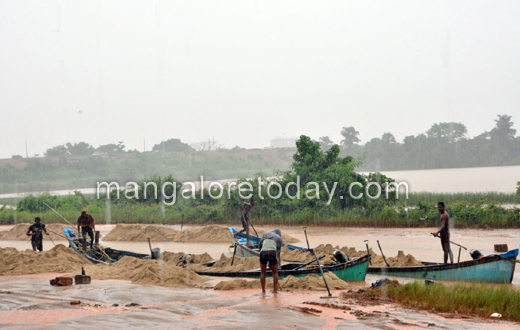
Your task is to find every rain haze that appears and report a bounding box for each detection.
[2,2,520,328]
[1,1,519,158]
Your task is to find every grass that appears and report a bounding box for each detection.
[377,281,520,322]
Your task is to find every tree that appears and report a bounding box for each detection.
[152,138,195,153]
[45,145,69,157]
[426,122,467,142]
[318,136,334,151]
[190,138,223,151]
[96,142,125,155]
[340,127,360,147]
[490,114,516,142]
[65,142,94,156]
[381,132,396,144]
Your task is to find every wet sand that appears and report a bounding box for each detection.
[1,274,518,330]
[1,225,519,329]
[2,225,519,283]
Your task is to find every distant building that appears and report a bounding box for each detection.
[270,137,298,149]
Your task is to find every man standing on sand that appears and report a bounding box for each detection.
[233,198,256,246]
[433,202,454,264]
[26,217,49,252]
[77,209,95,249]
[258,229,282,295]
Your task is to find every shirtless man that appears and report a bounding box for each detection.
[433,202,454,264]
[233,198,256,246]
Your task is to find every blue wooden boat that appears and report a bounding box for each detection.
[63,227,150,264]
[229,227,307,260]
[368,249,518,284]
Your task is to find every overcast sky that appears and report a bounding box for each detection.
[1,1,519,158]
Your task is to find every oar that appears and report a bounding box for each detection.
[147,238,154,259]
[43,202,79,235]
[45,232,56,246]
[231,243,238,266]
[364,240,372,266]
[303,227,334,298]
[292,255,326,271]
[430,233,467,250]
[248,217,259,238]
[377,240,390,267]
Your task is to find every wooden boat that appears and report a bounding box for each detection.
[230,227,518,284]
[63,227,150,264]
[195,255,370,281]
[368,249,518,284]
[229,227,308,259]
[211,227,369,281]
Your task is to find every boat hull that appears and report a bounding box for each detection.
[195,254,370,281]
[63,227,150,264]
[229,227,518,284]
[223,227,369,281]
[368,251,518,284]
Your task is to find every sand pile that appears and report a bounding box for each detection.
[281,244,422,267]
[0,223,71,241]
[0,244,90,276]
[163,251,214,265]
[102,224,299,243]
[214,272,349,291]
[254,228,299,244]
[380,250,423,267]
[102,224,179,241]
[190,254,260,273]
[85,256,207,288]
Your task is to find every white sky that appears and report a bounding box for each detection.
[1,1,519,158]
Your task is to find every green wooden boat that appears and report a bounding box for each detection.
[229,227,518,284]
[194,254,370,281]
[200,227,369,281]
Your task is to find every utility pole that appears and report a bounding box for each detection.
[25,142,28,158]
[143,139,146,152]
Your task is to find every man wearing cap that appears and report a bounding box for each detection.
[26,217,49,252]
[77,209,95,249]
[233,198,257,246]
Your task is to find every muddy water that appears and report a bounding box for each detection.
[0,165,519,199]
[364,164,520,193]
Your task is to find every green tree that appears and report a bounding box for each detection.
[381,132,396,144]
[426,122,467,142]
[490,115,516,142]
[45,145,69,157]
[65,142,94,156]
[96,142,125,155]
[340,126,360,148]
[318,136,334,151]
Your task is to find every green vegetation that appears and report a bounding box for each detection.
[0,149,292,194]
[1,115,518,194]
[335,114,520,171]
[377,281,520,322]
[1,135,518,228]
